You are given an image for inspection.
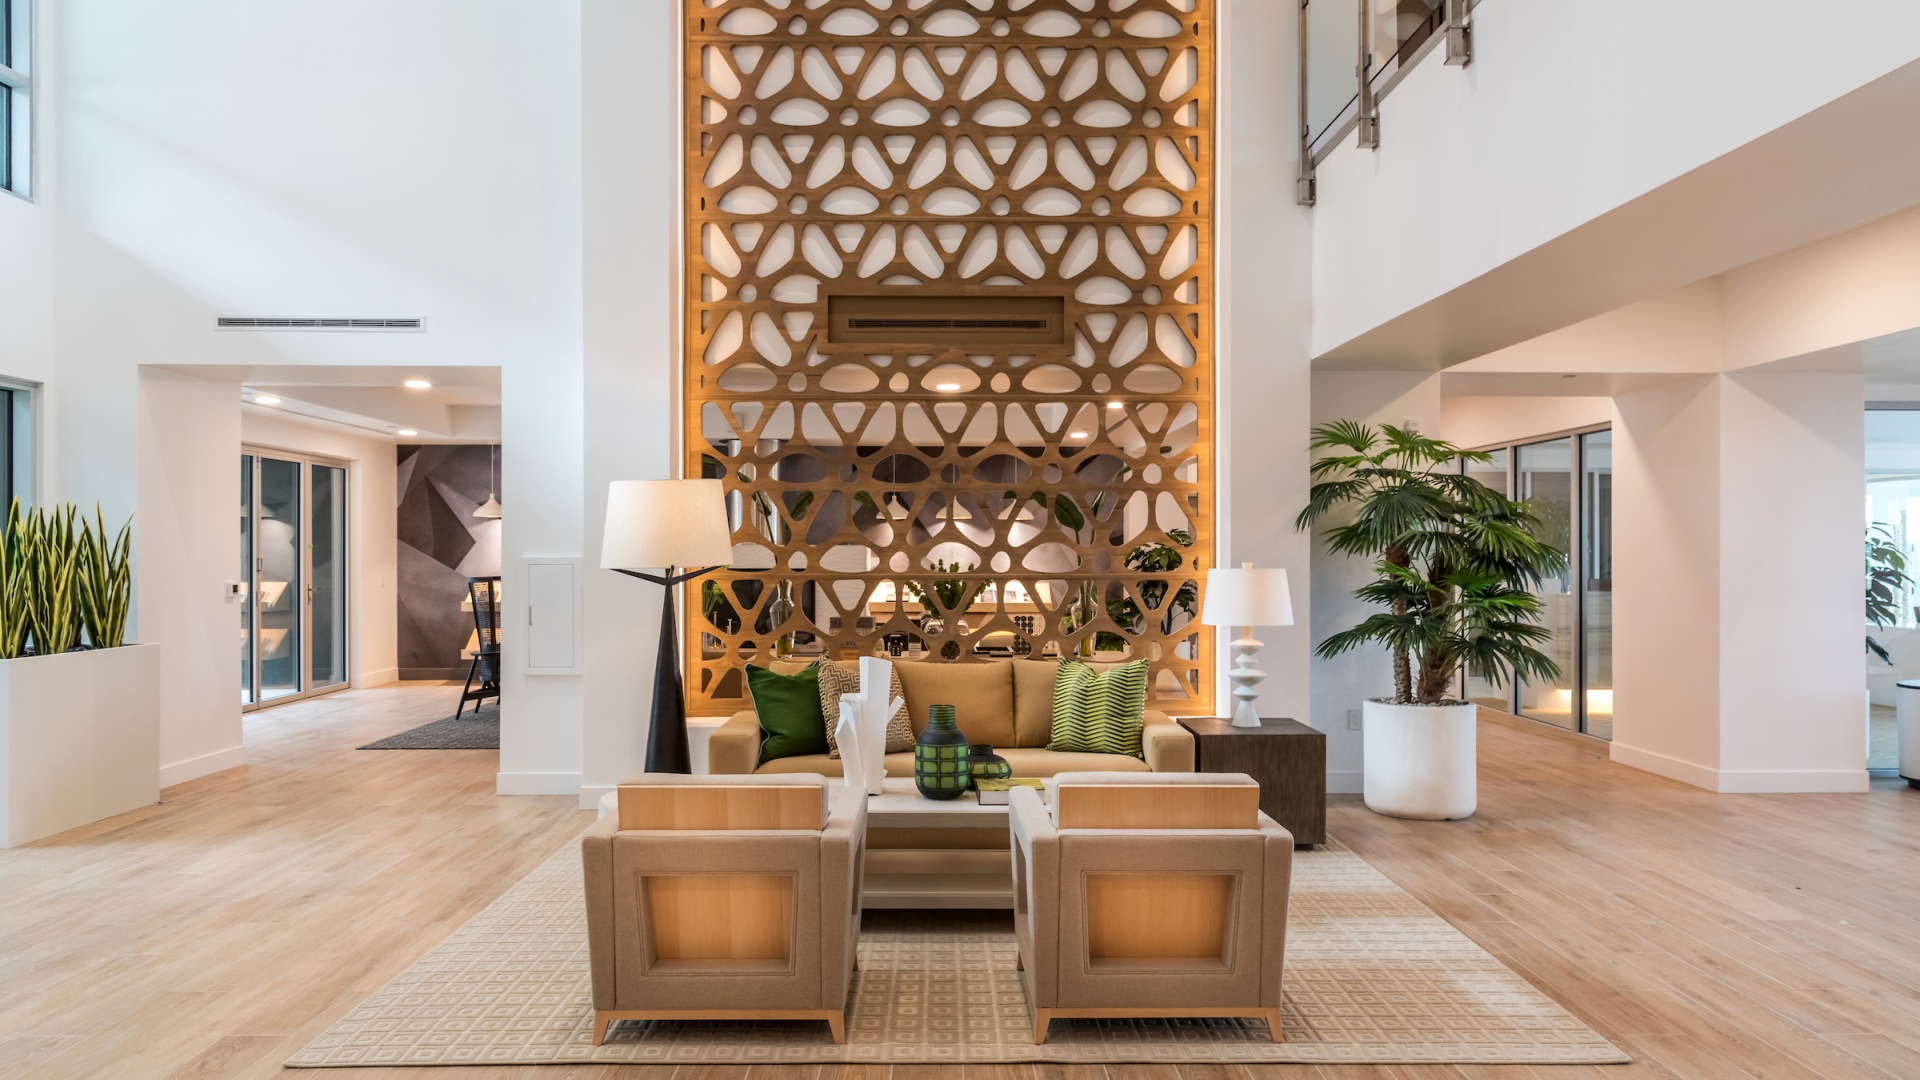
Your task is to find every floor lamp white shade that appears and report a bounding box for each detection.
[1201,563,1294,728]
[601,479,733,570]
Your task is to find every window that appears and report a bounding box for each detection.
[0,378,34,509]
[1,0,30,198]
[1458,425,1612,740]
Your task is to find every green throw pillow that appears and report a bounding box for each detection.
[1048,659,1148,758]
[747,662,828,763]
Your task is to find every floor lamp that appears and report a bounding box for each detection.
[602,479,733,774]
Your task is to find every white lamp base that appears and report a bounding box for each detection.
[1227,629,1266,728]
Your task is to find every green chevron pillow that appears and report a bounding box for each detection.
[1048,659,1149,758]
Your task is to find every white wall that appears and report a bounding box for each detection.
[1310,2,1920,364]
[1308,372,1441,792]
[1612,373,1867,792]
[1441,396,1614,451]
[4,0,587,789]
[1217,0,1316,745]
[239,409,399,689]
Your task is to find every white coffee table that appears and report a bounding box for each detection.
[597,777,1033,909]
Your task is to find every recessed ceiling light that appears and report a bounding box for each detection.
[1068,431,1089,439]
[397,429,418,437]
[254,395,282,405]
[935,382,961,392]
[403,378,432,390]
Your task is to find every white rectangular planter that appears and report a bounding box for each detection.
[1,644,160,848]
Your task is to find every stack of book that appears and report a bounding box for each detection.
[974,777,1047,805]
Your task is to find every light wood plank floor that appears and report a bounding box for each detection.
[2,686,1917,1080]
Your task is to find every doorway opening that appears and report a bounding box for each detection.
[241,447,350,710]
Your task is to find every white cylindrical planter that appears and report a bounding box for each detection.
[1897,681,1920,788]
[1362,699,1477,820]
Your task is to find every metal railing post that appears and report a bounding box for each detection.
[1297,1,1317,204]
[1355,0,1380,149]
[1444,0,1473,66]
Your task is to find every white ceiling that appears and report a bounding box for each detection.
[155,364,502,441]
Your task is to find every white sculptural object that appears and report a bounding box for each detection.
[834,694,864,793]
[855,656,906,796]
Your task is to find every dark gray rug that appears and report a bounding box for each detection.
[359,702,499,749]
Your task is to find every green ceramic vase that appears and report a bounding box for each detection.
[968,744,1013,787]
[913,704,970,800]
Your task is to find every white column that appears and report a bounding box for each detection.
[576,0,682,806]
[1218,0,1315,750]
[1613,372,1866,792]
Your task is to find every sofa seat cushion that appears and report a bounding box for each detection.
[752,748,1150,778]
[895,661,1016,749]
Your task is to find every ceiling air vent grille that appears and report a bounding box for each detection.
[217,316,425,331]
[827,295,1064,344]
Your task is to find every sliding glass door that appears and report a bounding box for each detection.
[241,451,350,710]
[1460,427,1612,739]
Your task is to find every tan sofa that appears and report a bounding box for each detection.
[708,658,1194,776]
[1010,772,1293,1043]
[581,773,865,1044]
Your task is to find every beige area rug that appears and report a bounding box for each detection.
[287,844,1628,1067]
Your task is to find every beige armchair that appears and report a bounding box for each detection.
[581,773,866,1045]
[1008,772,1292,1044]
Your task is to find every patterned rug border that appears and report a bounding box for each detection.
[287,838,1630,1067]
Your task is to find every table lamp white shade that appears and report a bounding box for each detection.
[601,479,733,570]
[1200,563,1293,728]
[1199,564,1294,628]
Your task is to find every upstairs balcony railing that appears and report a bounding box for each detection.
[1297,0,1477,204]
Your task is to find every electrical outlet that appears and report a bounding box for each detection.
[1346,709,1362,730]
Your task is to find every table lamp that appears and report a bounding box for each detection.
[602,479,733,773]
[1200,563,1294,728]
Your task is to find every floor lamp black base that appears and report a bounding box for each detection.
[615,565,719,775]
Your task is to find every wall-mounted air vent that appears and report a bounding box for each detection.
[216,316,425,331]
[827,296,1064,344]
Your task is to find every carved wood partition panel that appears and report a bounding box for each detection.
[685,0,1215,715]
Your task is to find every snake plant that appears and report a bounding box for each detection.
[0,501,133,658]
[77,506,133,649]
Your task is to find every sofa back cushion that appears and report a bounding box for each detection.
[895,660,1016,749]
[1011,659,1060,747]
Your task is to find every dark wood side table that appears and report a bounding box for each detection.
[1177,717,1326,847]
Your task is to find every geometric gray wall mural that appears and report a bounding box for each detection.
[396,444,502,679]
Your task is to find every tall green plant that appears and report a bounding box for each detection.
[0,502,30,659]
[1865,522,1912,665]
[77,506,133,649]
[22,504,82,656]
[1295,422,1567,706]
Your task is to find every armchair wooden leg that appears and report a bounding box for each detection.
[1031,1008,1051,1045]
[592,1011,613,1046]
[1015,951,1023,971]
[827,1009,846,1044]
[1265,1008,1285,1043]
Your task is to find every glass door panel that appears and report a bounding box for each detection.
[241,455,255,706]
[1515,438,1576,730]
[1581,431,1613,739]
[256,456,304,702]
[310,464,348,689]
[1461,448,1515,711]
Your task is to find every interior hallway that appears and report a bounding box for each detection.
[1,688,1917,1079]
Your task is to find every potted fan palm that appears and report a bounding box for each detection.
[1296,422,1565,820]
[1,502,157,847]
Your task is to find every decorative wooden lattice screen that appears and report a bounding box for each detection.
[685,0,1215,714]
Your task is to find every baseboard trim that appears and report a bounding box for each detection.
[579,784,613,810]
[1325,769,1363,794]
[401,667,465,681]
[1714,768,1872,794]
[1608,742,1719,790]
[353,668,399,689]
[496,771,583,797]
[160,746,248,790]
[1610,743,1871,793]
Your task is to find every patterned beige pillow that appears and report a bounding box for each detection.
[816,660,913,757]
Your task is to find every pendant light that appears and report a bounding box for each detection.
[474,444,503,519]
